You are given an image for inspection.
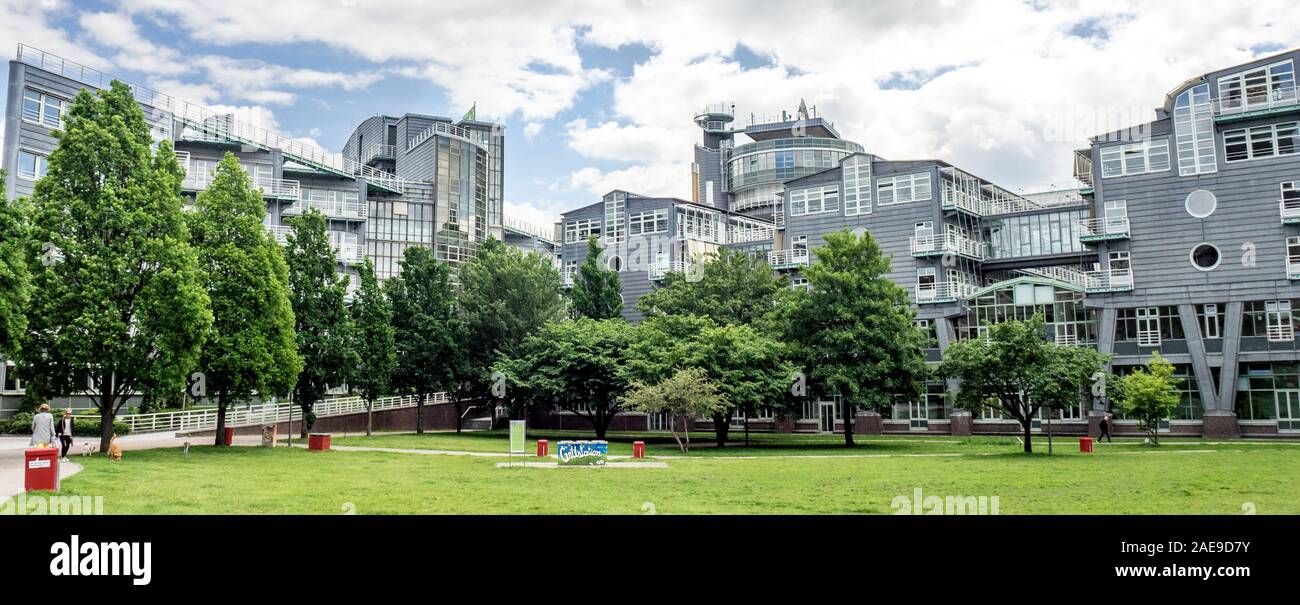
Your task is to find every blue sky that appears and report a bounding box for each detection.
[2,0,1299,227]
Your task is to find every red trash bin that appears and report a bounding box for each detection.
[308,433,331,451]
[223,427,235,446]
[1079,437,1094,453]
[25,447,60,492]
[537,439,548,457]
[633,441,645,459]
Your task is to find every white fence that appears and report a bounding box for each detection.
[77,392,452,435]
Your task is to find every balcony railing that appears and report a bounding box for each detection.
[1074,148,1094,188]
[1076,217,1130,242]
[283,195,366,221]
[727,226,774,244]
[909,233,986,261]
[767,249,809,269]
[1213,86,1300,118]
[914,282,976,304]
[1281,198,1300,224]
[773,209,785,228]
[648,261,693,280]
[264,224,292,245]
[407,121,485,152]
[363,144,396,164]
[1082,268,1134,292]
[328,232,364,265]
[1018,266,1089,288]
[941,186,984,215]
[180,171,302,202]
[1268,322,1296,343]
[1287,254,1300,280]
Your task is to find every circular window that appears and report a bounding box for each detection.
[1190,243,1220,271]
[1185,189,1217,218]
[607,255,622,272]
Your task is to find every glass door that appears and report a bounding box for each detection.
[909,398,928,430]
[819,401,836,433]
[1277,390,1300,431]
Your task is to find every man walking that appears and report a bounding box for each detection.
[29,403,55,448]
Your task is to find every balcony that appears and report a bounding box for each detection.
[1076,217,1130,242]
[264,224,292,245]
[649,261,692,281]
[284,191,366,221]
[363,144,396,165]
[726,226,774,244]
[909,233,986,261]
[767,249,809,270]
[940,186,984,216]
[1213,86,1300,122]
[914,282,975,304]
[773,209,785,228]
[328,232,364,265]
[1281,198,1300,225]
[1073,148,1094,189]
[1082,268,1134,293]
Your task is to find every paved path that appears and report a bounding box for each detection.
[0,458,83,500]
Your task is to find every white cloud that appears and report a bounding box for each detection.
[78,11,187,76]
[504,200,561,228]
[523,122,544,141]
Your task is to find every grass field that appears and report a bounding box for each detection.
[52,431,1300,514]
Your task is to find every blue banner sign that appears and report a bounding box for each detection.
[556,440,608,466]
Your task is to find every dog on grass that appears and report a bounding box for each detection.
[80,441,94,457]
[106,435,123,461]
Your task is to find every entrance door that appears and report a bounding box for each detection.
[819,401,836,433]
[909,398,929,430]
[1278,390,1300,431]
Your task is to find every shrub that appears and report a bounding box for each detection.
[0,412,130,436]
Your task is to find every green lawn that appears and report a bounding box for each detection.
[55,433,1300,514]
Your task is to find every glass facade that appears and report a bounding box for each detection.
[986,209,1088,259]
[1236,362,1299,421]
[955,282,1098,345]
[727,137,862,190]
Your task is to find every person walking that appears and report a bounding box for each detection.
[54,409,74,461]
[1097,409,1114,443]
[29,403,55,448]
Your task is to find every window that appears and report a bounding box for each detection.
[1223,122,1300,162]
[791,277,810,290]
[1266,300,1295,342]
[564,260,577,281]
[788,185,839,216]
[877,172,932,205]
[792,235,808,259]
[606,255,622,272]
[17,150,49,180]
[842,155,872,216]
[1218,60,1296,112]
[1184,189,1217,218]
[564,219,600,244]
[1174,84,1217,176]
[1199,304,1222,339]
[1116,306,1183,344]
[21,88,64,129]
[1099,139,1170,177]
[628,209,668,235]
[1190,243,1220,271]
[1136,307,1161,346]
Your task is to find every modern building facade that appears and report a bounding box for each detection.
[559,53,1300,439]
[0,44,531,414]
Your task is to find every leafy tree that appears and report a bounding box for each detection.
[18,81,212,453]
[0,175,30,359]
[351,259,396,436]
[190,153,301,446]
[459,237,565,412]
[1116,353,1182,445]
[637,247,785,326]
[496,318,634,438]
[285,209,358,437]
[778,230,928,447]
[626,368,728,453]
[386,246,457,433]
[939,316,1109,453]
[628,315,794,446]
[570,237,622,319]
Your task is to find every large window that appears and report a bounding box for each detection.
[956,283,1097,345]
[17,150,49,180]
[1115,306,1184,345]
[1243,300,1297,342]
[1099,139,1170,177]
[1218,60,1296,112]
[986,209,1087,259]
[789,185,840,216]
[841,155,872,216]
[1115,364,1202,420]
[564,219,600,244]
[22,88,64,129]
[628,209,668,235]
[1223,122,1300,162]
[1173,84,1217,176]
[1237,362,1299,421]
[876,172,932,205]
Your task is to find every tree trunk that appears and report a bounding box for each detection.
[213,390,228,447]
[365,397,373,437]
[98,388,115,455]
[417,392,426,434]
[712,413,729,447]
[1021,418,1033,453]
[842,399,855,447]
[1045,408,1054,455]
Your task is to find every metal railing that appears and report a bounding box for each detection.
[363,144,396,164]
[328,231,365,265]
[914,282,975,303]
[773,209,785,228]
[1076,216,1130,238]
[180,172,302,202]
[1281,198,1300,223]
[503,217,556,243]
[406,121,485,152]
[284,196,366,221]
[1213,85,1300,117]
[726,226,775,244]
[74,392,451,435]
[1082,268,1134,291]
[1268,322,1296,343]
[648,261,692,280]
[1074,148,1094,187]
[15,44,406,193]
[1018,266,1089,288]
[264,224,292,245]
[909,233,986,260]
[1287,254,1300,279]
[767,249,809,267]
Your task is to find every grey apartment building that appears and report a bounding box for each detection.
[0,44,566,415]
[558,51,1300,439]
